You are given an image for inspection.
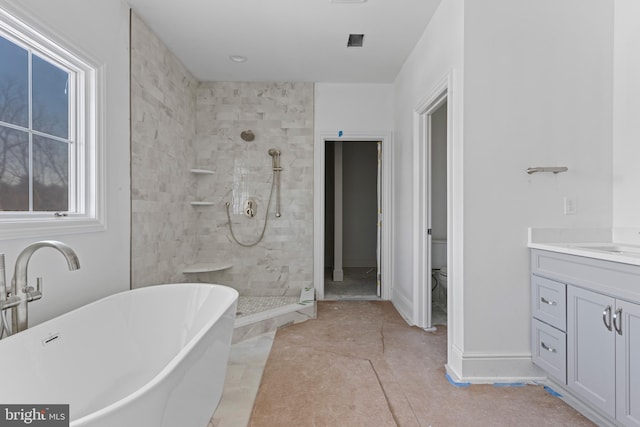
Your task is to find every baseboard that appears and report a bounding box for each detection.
[392,291,414,326]
[448,349,546,384]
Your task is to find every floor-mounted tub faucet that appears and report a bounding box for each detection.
[0,240,80,335]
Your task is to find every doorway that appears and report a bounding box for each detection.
[324,141,379,300]
[413,75,451,331]
[430,102,448,325]
[313,133,393,301]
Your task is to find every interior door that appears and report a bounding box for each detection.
[426,112,434,328]
[376,141,382,297]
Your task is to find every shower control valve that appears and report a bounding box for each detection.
[244,199,257,218]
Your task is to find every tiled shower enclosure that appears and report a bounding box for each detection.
[131,13,314,297]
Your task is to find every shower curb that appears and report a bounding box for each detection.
[232,289,316,344]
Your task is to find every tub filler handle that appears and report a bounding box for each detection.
[25,277,44,303]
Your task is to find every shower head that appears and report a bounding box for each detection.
[240,130,255,142]
[268,149,281,157]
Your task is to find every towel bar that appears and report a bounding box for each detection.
[526,166,568,174]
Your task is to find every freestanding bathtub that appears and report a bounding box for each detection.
[0,283,238,427]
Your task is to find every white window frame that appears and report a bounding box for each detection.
[0,5,105,239]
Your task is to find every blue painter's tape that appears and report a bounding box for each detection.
[544,385,562,397]
[338,130,343,137]
[445,372,470,388]
[493,382,526,387]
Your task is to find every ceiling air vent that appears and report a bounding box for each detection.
[347,34,364,47]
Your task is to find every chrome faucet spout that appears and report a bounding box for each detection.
[9,240,80,334]
[13,241,80,277]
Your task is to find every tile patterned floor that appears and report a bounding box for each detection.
[209,332,276,427]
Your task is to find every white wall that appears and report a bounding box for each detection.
[461,0,613,379]
[315,83,393,133]
[613,0,640,232]
[0,0,130,325]
[394,0,614,381]
[392,0,464,347]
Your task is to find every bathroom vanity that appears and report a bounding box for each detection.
[529,244,640,427]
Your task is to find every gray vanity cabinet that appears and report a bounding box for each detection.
[531,249,640,426]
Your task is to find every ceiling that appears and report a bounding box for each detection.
[126,0,442,83]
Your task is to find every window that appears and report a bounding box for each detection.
[0,6,103,238]
[0,35,72,212]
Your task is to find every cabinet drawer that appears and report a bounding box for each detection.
[532,275,566,331]
[532,318,567,384]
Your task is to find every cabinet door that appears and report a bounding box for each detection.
[616,300,640,427]
[567,286,616,417]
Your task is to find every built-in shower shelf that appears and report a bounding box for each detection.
[190,201,214,206]
[190,168,214,175]
[183,262,233,274]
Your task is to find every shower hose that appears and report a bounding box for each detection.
[225,171,276,247]
[0,310,11,337]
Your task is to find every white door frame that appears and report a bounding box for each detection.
[314,132,393,300]
[413,74,451,329]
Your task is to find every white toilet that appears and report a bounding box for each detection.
[432,240,448,309]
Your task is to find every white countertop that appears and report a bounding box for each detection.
[528,241,640,266]
[527,227,640,266]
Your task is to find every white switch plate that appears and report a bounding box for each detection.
[563,196,577,215]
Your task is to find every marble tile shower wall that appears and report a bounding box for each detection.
[130,14,199,287]
[194,82,314,297]
[130,14,314,294]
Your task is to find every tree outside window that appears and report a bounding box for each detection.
[0,33,71,213]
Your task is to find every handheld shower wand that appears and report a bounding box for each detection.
[225,148,283,247]
[268,149,282,217]
[268,149,280,156]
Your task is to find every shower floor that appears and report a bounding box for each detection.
[236,296,300,317]
[232,288,316,343]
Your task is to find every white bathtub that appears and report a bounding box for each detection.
[0,283,238,427]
